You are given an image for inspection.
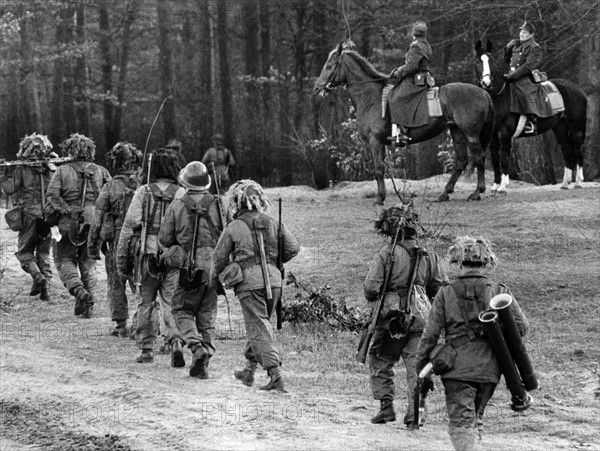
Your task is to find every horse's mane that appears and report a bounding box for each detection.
[343,50,388,80]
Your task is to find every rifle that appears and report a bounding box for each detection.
[211,162,227,229]
[412,362,434,430]
[276,198,284,330]
[0,156,72,172]
[255,219,273,303]
[135,154,152,302]
[356,226,402,364]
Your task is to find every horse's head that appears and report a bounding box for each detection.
[313,42,352,97]
[474,39,500,92]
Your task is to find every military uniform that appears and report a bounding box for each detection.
[364,238,446,425]
[416,270,528,450]
[46,158,111,314]
[211,207,299,387]
[117,179,184,359]
[159,180,225,375]
[1,163,54,297]
[387,35,432,128]
[201,145,236,194]
[88,170,139,332]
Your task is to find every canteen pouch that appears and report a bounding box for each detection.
[414,72,426,86]
[430,343,457,375]
[5,207,24,231]
[218,262,244,289]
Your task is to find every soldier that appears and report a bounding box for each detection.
[88,142,142,337]
[158,161,226,377]
[0,134,57,302]
[503,21,542,134]
[388,21,433,147]
[201,133,236,194]
[364,204,447,426]
[45,134,111,318]
[210,180,299,391]
[416,236,528,450]
[116,148,184,364]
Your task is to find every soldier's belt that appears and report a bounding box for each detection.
[237,256,277,270]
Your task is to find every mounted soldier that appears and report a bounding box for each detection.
[0,134,58,303]
[116,148,184,364]
[45,134,111,318]
[88,142,142,337]
[387,21,434,147]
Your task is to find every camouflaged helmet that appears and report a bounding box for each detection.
[17,133,53,159]
[411,21,427,38]
[226,179,271,217]
[212,133,224,144]
[60,133,96,160]
[107,142,141,173]
[142,147,184,182]
[375,203,420,238]
[447,236,497,267]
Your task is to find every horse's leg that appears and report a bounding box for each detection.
[552,119,578,189]
[489,133,501,192]
[497,132,512,194]
[466,136,485,201]
[439,128,469,202]
[368,137,387,204]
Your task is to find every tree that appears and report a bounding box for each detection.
[216,0,234,147]
[157,0,176,142]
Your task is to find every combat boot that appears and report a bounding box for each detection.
[259,366,286,392]
[72,286,90,316]
[234,361,257,387]
[189,348,209,379]
[110,320,128,338]
[25,262,44,296]
[171,339,185,368]
[371,399,396,424]
[136,349,154,363]
[81,296,94,319]
[39,279,51,303]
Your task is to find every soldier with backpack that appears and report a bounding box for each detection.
[45,134,111,318]
[364,204,446,427]
[116,148,184,364]
[158,161,227,376]
[88,142,142,337]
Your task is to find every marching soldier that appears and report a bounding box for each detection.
[158,161,226,377]
[45,134,111,318]
[210,180,299,391]
[116,148,184,364]
[0,134,57,302]
[416,236,528,450]
[364,204,447,426]
[88,142,142,337]
[201,133,236,194]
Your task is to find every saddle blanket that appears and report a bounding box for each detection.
[381,85,442,118]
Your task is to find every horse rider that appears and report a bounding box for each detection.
[503,21,543,134]
[388,21,433,147]
[45,134,111,318]
[0,134,57,303]
[201,133,236,194]
[416,236,529,450]
[364,204,447,427]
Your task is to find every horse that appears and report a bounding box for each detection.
[313,42,495,203]
[474,40,587,192]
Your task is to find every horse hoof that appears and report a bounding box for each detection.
[467,194,481,201]
[574,184,583,189]
[560,185,569,190]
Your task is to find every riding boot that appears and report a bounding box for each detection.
[234,360,258,387]
[259,366,286,392]
[371,399,396,424]
[394,125,411,148]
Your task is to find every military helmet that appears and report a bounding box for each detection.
[227,179,271,216]
[166,139,181,151]
[107,142,141,173]
[447,236,497,267]
[178,161,211,190]
[375,204,420,238]
[212,133,224,144]
[17,133,53,159]
[411,21,427,37]
[60,133,96,160]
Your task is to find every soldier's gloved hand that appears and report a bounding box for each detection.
[87,244,101,261]
[506,39,519,50]
[388,68,399,79]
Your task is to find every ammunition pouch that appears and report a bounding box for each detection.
[179,266,203,291]
[218,262,244,289]
[5,206,24,231]
[430,343,457,375]
[531,69,548,83]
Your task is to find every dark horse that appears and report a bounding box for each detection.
[313,42,495,203]
[474,40,587,192]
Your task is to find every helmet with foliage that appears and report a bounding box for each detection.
[375,203,421,239]
[226,179,271,217]
[60,133,96,160]
[17,133,53,160]
[107,142,142,173]
[447,236,497,267]
[140,147,184,183]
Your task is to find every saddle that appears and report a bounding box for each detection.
[382,86,443,120]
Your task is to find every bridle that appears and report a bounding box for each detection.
[322,51,345,93]
[478,53,506,96]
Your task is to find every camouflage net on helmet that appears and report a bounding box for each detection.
[447,236,497,266]
[106,142,142,173]
[60,133,96,160]
[17,133,53,159]
[226,179,271,216]
[140,148,184,182]
[374,204,421,238]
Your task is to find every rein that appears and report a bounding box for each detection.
[324,52,389,90]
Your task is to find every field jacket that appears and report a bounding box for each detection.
[1,164,54,219]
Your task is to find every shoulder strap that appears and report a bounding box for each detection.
[451,276,491,340]
[181,193,220,245]
[404,247,422,312]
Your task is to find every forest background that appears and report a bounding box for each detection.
[0,0,598,188]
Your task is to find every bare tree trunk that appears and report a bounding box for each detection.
[20,11,42,134]
[75,0,90,136]
[581,6,600,180]
[98,0,116,149]
[243,0,260,179]
[157,0,176,142]
[62,4,76,136]
[217,0,234,147]
[511,135,556,185]
[197,0,213,150]
[113,0,140,143]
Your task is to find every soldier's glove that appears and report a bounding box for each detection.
[506,39,519,50]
